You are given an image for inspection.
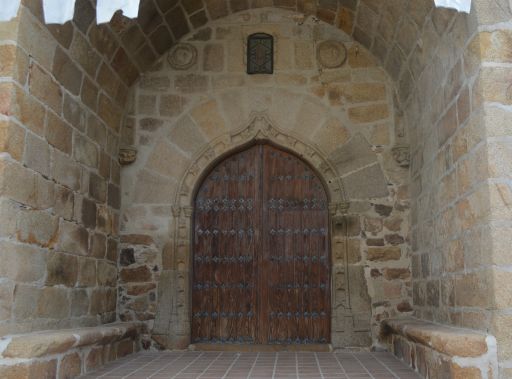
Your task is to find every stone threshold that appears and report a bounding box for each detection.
[0,322,143,378]
[381,317,498,378]
[192,343,332,352]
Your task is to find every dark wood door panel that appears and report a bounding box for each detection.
[192,146,261,344]
[192,144,330,345]
[262,145,330,345]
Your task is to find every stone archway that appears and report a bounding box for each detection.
[151,114,373,349]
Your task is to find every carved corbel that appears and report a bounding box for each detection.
[182,206,194,218]
[119,146,137,165]
[392,145,410,168]
[171,205,181,218]
[330,201,350,234]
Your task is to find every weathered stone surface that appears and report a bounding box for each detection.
[52,47,83,95]
[348,103,389,123]
[77,257,97,287]
[343,163,389,199]
[57,220,89,255]
[11,87,46,137]
[330,134,378,175]
[367,247,401,261]
[17,209,59,247]
[0,119,24,164]
[81,197,97,229]
[145,142,189,180]
[203,44,224,72]
[46,252,78,287]
[384,318,490,358]
[159,95,187,118]
[97,261,118,287]
[90,288,117,314]
[0,160,36,207]
[37,287,70,319]
[375,204,393,217]
[0,241,46,283]
[58,352,82,379]
[312,118,350,155]
[29,63,62,114]
[81,77,99,111]
[46,112,72,155]
[74,134,98,169]
[385,234,405,246]
[455,271,493,308]
[0,198,19,238]
[107,238,119,263]
[174,74,208,94]
[70,289,89,317]
[126,283,157,296]
[120,234,155,246]
[98,94,122,132]
[120,248,136,266]
[24,133,50,176]
[138,94,156,115]
[190,100,227,139]
[384,268,411,280]
[85,346,104,371]
[120,266,152,283]
[3,332,76,358]
[168,116,206,155]
[0,360,57,379]
[89,172,107,202]
[52,150,81,190]
[396,301,413,313]
[116,339,134,357]
[69,32,101,78]
[0,280,14,321]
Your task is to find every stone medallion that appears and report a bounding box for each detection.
[167,43,198,70]
[317,41,347,69]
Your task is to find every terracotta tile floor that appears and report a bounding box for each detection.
[79,351,422,379]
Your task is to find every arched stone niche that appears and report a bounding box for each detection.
[151,114,374,349]
[119,8,412,351]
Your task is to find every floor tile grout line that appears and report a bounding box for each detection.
[170,351,206,379]
[351,353,376,379]
[295,352,299,379]
[221,352,242,379]
[332,351,350,379]
[271,351,278,379]
[370,353,402,379]
[246,352,260,379]
[95,352,160,378]
[147,351,189,379]
[79,351,420,379]
[314,352,326,379]
[196,351,223,379]
[124,352,181,379]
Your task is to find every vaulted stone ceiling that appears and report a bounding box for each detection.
[101,0,436,76]
[62,0,470,106]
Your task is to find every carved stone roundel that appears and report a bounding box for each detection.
[168,43,198,70]
[317,40,347,69]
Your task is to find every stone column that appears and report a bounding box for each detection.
[152,206,193,349]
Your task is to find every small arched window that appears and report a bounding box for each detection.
[247,33,274,74]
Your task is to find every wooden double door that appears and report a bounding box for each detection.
[192,144,330,345]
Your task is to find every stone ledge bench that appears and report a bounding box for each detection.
[381,318,498,379]
[0,322,143,378]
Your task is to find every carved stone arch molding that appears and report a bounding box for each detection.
[152,113,369,350]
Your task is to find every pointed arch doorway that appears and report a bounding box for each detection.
[192,143,331,346]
